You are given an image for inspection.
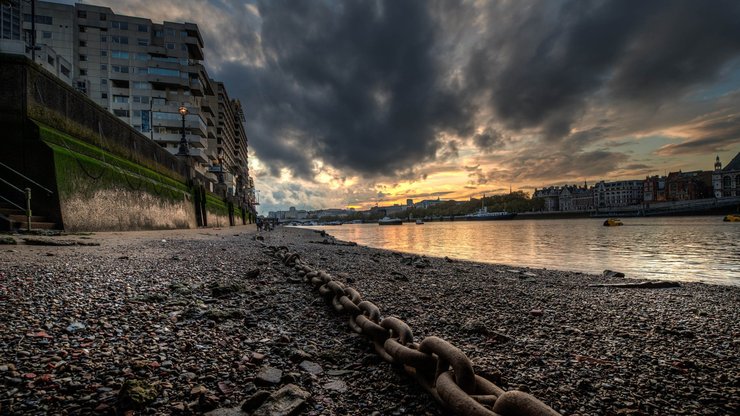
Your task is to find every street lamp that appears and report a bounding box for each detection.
[177,104,189,156]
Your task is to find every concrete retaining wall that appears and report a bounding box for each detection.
[0,54,249,231]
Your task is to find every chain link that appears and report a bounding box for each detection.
[269,246,560,416]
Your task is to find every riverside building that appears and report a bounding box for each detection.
[17,1,252,203]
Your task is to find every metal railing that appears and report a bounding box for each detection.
[0,162,53,231]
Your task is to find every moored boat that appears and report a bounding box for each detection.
[603,218,623,226]
[465,194,516,220]
[378,216,403,225]
[415,219,424,225]
[724,214,740,222]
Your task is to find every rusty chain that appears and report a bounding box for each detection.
[268,246,561,416]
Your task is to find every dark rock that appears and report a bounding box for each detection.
[118,380,158,411]
[299,361,323,375]
[602,270,626,278]
[252,384,310,416]
[241,390,271,412]
[256,367,282,385]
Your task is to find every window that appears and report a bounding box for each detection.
[111,50,129,59]
[181,43,187,51]
[137,38,148,46]
[101,93,108,99]
[165,28,175,36]
[42,31,51,39]
[154,30,163,37]
[100,13,107,21]
[165,42,175,50]
[100,64,107,70]
[133,81,150,90]
[111,21,129,30]
[180,31,188,37]
[148,67,179,77]
[112,65,130,73]
[137,67,147,74]
[113,95,129,103]
[113,109,130,117]
[77,10,87,18]
[111,36,128,44]
[79,54,87,61]
[79,40,87,47]
[60,65,70,77]
[101,79,107,85]
[101,50,107,56]
[133,96,149,104]
[101,35,107,42]
[151,97,166,105]
[135,53,150,61]
[79,69,87,76]
[132,110,141,117]
[24,14,53,25]
[138,24,148,32]
[78,25,86,33]
[47,56,54,65]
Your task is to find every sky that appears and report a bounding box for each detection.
[63,0,740,213]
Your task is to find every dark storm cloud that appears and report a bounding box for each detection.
[463,0,740,139]
[218,0,472,178]
[473,128,504,151]
[212,0,740,182]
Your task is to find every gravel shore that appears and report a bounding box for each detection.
[1,226,738,415]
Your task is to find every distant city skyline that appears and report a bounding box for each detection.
[49,0,740,213]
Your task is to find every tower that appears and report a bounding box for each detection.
[715,155,722,171]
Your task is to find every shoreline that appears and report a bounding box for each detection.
[1,226,738,415]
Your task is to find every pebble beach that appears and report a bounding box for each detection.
[1,226,738,415]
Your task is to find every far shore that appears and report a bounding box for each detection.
[1,225,738,415]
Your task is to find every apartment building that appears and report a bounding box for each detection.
[21,1,250,196]
[0,0,72,84]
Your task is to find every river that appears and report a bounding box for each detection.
[299,216,740,286]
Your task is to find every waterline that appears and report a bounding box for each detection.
[301,216,740,286]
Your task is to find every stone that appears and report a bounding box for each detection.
[66,322,86,333]
[299,361,323,375]
[603,270,626,278]
[530,309,544,317]
[118,380,158,411]
[252,384,310,416]
[241,390,271,412]
[256,367,282,385]
[323,380,347,392]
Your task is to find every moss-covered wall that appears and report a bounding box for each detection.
[41,124,197,231]
[204,194,232,228]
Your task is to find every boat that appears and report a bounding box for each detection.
[603,218,623,226]
[724,214,740,222]
[378,216,403,225]
[464,196,516,220]
[415,219,424,225]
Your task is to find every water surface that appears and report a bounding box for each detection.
[301,217,740,286]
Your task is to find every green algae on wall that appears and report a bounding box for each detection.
[204,193,231,227]
[42,127,197,231]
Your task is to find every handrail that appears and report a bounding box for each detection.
[0,194,24,211]
[0,161,53,195]
[0,176,25,194]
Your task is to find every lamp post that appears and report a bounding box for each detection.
[177,104,189,156]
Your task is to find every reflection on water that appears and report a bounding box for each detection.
[302,217,740,286]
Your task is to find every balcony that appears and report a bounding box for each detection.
[166,147,208,164]
[152,133,207,148]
